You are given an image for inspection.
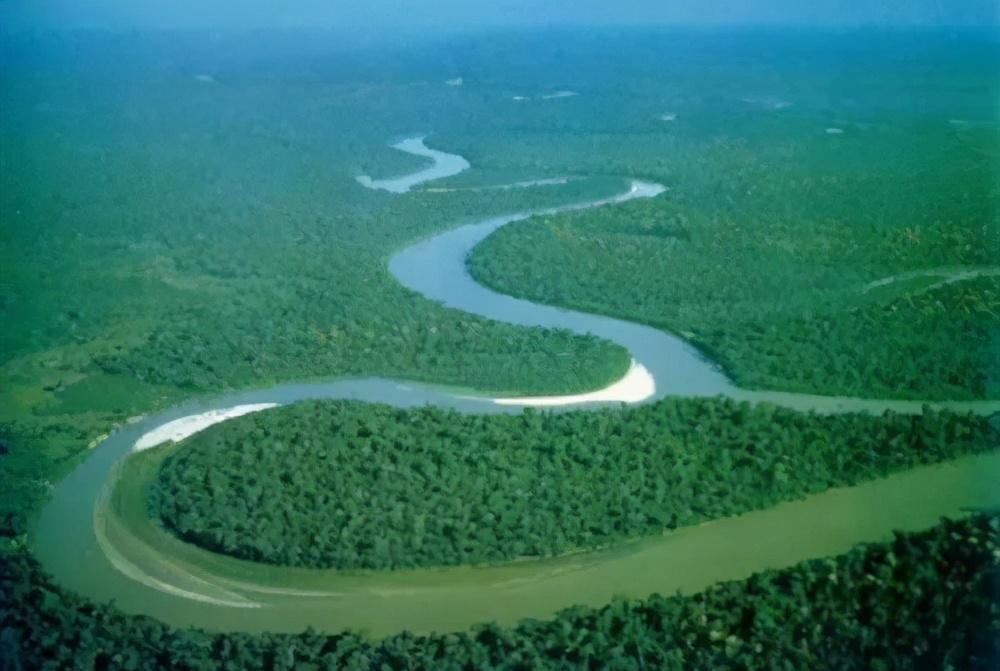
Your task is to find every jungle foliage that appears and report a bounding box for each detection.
[469,135,1000,401]
[3,28,999,669]
[150,398,998,569]
[3,515,997,670]
[4,28,997,533]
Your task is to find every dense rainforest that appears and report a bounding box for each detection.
[3,515,997,669]
[4,29,997,533]
[3,28,999,668]
[149,398,998,570]
[468,133,1000,401]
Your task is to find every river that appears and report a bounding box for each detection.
[30,137,1000,637]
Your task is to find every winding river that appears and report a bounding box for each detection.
[31,137,1000,637]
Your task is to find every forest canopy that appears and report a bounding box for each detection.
[3,28,999,669]
[150,398,998,570]
[469,169,999,400]
[4,515,997,669]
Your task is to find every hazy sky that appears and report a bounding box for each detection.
[2,0,997,31]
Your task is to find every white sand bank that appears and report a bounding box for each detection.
[494,359,655,407]
[133,404,278,452]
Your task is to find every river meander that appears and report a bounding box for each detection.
[30,137,1000,637]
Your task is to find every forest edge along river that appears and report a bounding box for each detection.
[30,137,1000,637]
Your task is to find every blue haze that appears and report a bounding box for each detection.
[2,1,997,33]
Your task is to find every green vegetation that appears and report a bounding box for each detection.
[1,32,649,535]
[4,28,999,667]
[469,129,1000,400]
[150,398,998,569]
[5,29,997,532]
[4,515,997,669]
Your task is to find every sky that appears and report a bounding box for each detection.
[1,0,997,32]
